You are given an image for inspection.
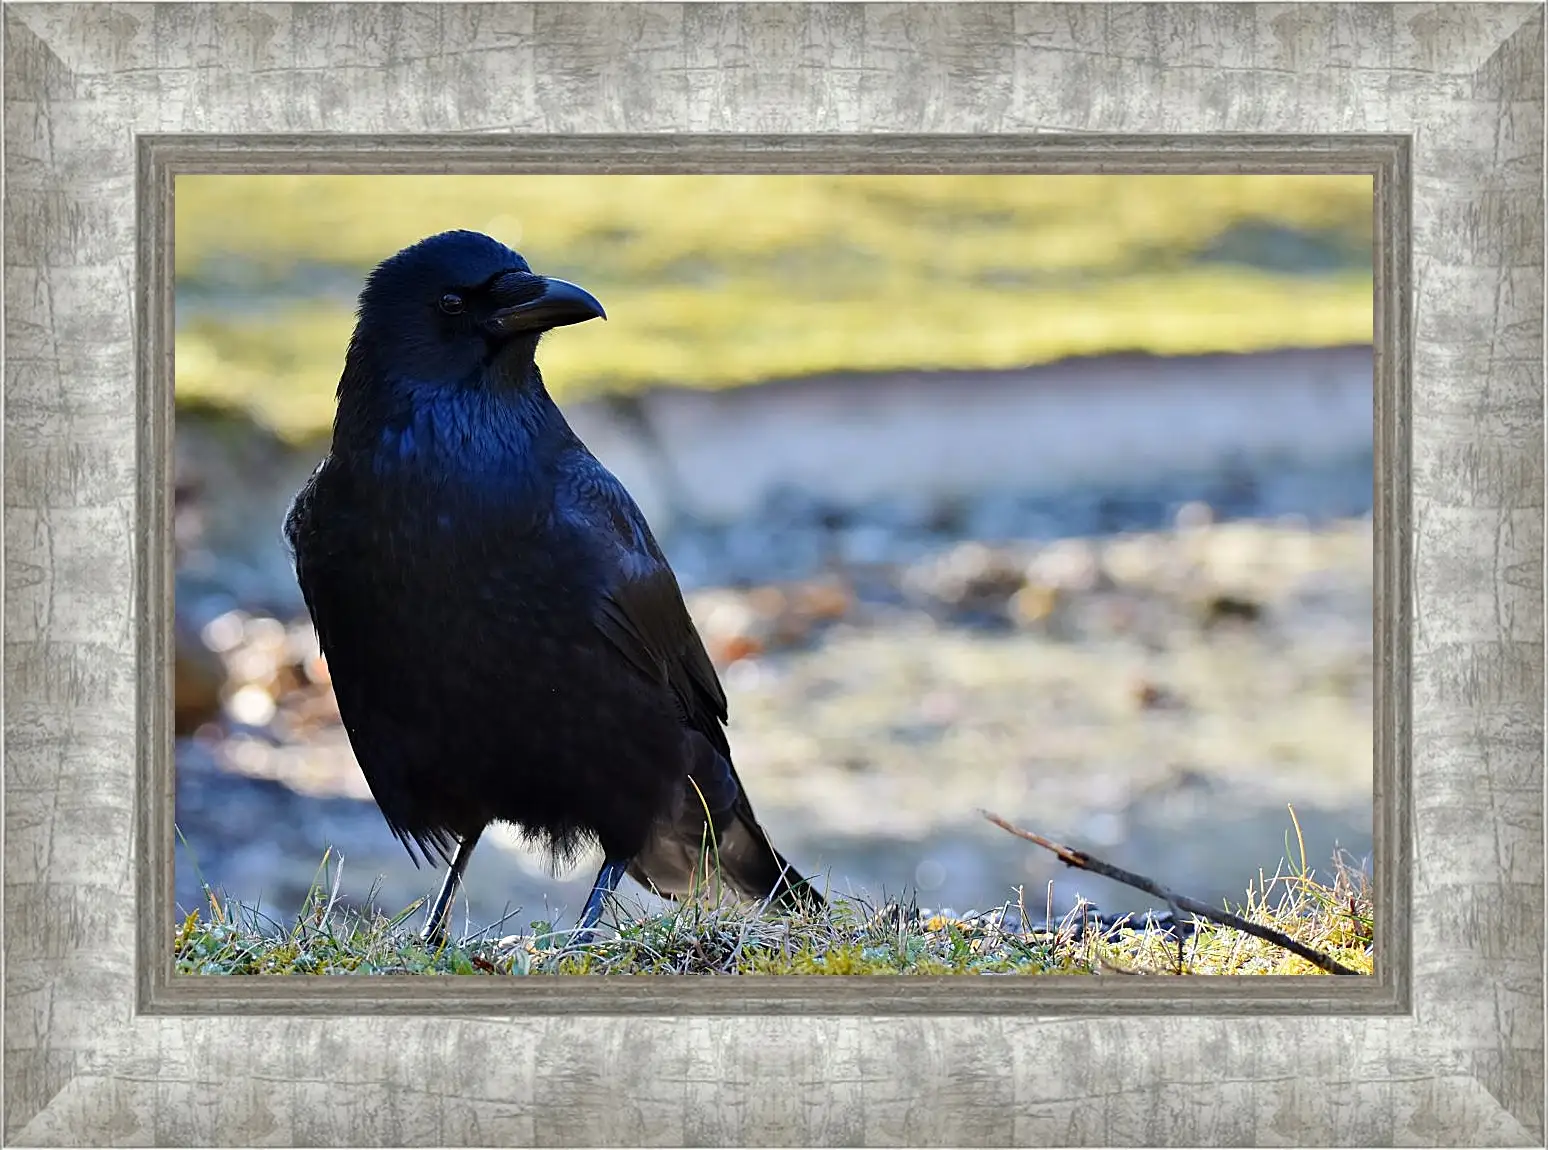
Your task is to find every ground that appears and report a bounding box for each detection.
[176,471,1373,932]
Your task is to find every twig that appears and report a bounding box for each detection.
[1093,952,1146,976]
[979,809,1361,976]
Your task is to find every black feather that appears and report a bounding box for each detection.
[284,230,823,924]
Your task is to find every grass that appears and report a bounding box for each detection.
[174,174,1375,442]
[174,837,1374,977]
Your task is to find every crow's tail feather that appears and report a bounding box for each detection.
[629,732,824,917]
[764,842,827,914]
[714,807,826,916]
[627,802,825,919]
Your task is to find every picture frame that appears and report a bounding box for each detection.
[5,3,1541,1144]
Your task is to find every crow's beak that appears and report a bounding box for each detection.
[485,272,606,335]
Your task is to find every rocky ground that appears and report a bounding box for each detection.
[174,413,1374,933]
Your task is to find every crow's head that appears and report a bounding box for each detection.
[349,229,606,385]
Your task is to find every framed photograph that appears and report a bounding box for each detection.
[5,3,1541,1145]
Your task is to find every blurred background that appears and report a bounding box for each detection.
[173,174,1375,934]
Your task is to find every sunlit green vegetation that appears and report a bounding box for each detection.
[175,174,1374,441]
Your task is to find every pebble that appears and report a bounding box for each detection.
[1025,538,1105,594]
[201,609,249,654]
[227,684,278,727]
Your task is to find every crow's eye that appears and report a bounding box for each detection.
[439,293,465,315]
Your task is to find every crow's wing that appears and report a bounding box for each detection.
[557,453,823,908]
[571,461,732,761]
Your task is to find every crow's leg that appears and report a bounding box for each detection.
[421,828,483,947]
[573,857,630,944]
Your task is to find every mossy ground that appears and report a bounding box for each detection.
[174,174,1374,442]
[175,837,1373,977]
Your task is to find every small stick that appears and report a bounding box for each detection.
[979,809,1361,977]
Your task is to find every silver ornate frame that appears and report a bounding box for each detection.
[4,4,1541,1145]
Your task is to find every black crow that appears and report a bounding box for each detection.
[284,230,824,945]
